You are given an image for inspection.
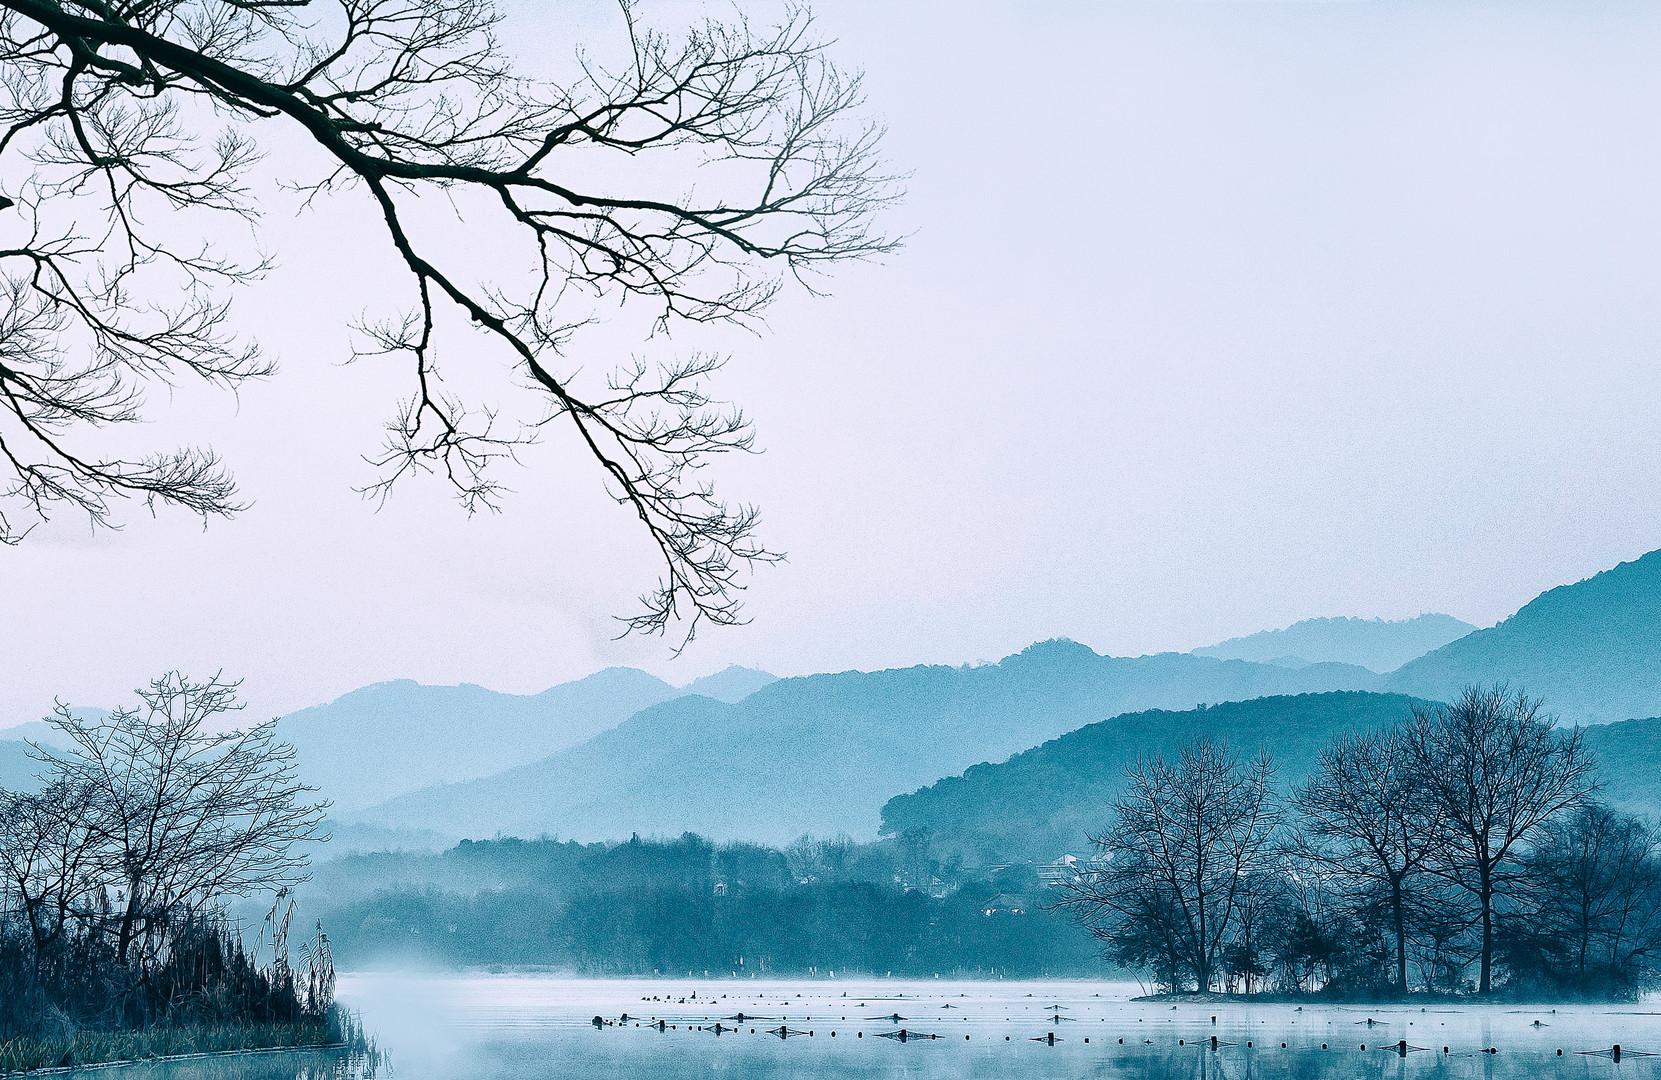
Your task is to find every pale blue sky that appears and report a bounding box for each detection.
[5,1,1661,722]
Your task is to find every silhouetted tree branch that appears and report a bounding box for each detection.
[0,0,899,640]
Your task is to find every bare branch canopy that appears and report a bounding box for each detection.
[0,0,900,639]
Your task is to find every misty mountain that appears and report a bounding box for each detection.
[278,668,682,812]
[352,640,1380,844]
[679,665,777,703]
[0,720,77,747]
[1386,549,1661,723]
[0,714,103,793]
[883,692,1661,868]
[1193,614,1476,673]
[0,738,38,792]
[1583,717,1661,819]
[879,692,1434,866]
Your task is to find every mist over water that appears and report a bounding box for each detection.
[315,974,1660,1080]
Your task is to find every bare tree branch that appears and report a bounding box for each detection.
[0,0,900,640]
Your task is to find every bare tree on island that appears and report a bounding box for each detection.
[24,673,327,967]
[1294,726,1443,994]
[1059,739,1280,993]
[1404,686,1595,995]
[0,0,899,639]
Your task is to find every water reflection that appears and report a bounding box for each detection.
[89,1050,380,1080]
[100,977,1661,1080]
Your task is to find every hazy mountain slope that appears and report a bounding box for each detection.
[880,692,1435,865]
[1582,717,1661,818]
[278,668,680,812]
[680,666,777,703]
[1194,614,1476,673]
[0,738,39,792]
[355,640,1380,844]
[1386,550,1661,723]
[0,720,77,747]
[0,714,103,793]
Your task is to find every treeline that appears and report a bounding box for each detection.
[0,675,339,1062]
[311,833,1100,977]
[1061,686,1661,1000]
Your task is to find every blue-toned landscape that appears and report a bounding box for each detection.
[6,0,1661,1076]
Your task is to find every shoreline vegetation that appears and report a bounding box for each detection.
[1060,687,1661,1002]
[9,671,1661,1080]
[1,675,340,1075]
[309,687,1660,1004]
[0,1018,364,1076]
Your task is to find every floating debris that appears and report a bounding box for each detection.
[876,1029,941,1042]
[868,1013,908,1022]
[767,1026,811,1039]
[1578,1045,1657,1062]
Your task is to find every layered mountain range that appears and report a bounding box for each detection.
[7,547,1661,858]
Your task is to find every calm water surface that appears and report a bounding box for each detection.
[102,974,1661,1079]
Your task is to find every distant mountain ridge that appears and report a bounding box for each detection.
[880,691,1661,867]
[1386,550,1661,723]
[274,665,775,814]
[680,665,777,703]
[0,712,105,793]
[880,692,1436,865]
[1194,614,1476,673]
[352,640,1383,844]
[277,668,683,812]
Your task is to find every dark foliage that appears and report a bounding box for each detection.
[309,833,1100,977]
[1059,686,1661,999]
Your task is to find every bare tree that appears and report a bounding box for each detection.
[0,0,899,639]
[1294,724,1441,993]
[30,672,327,965]
[0,777,104,958]
[1060,739,1280,993]
[1511,802,1661,994]
[1404,685,1595,995]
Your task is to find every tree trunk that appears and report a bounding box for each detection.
[117,887,142,967]
[1478,870,1494,995]
[1391,877,1408,993]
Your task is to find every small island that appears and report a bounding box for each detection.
[1057,686,1649,1002]
[0,675,356,1075]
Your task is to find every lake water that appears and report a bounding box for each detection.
[105,974,1661,1079]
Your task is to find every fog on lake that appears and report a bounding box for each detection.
[108,975,1658,1080]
